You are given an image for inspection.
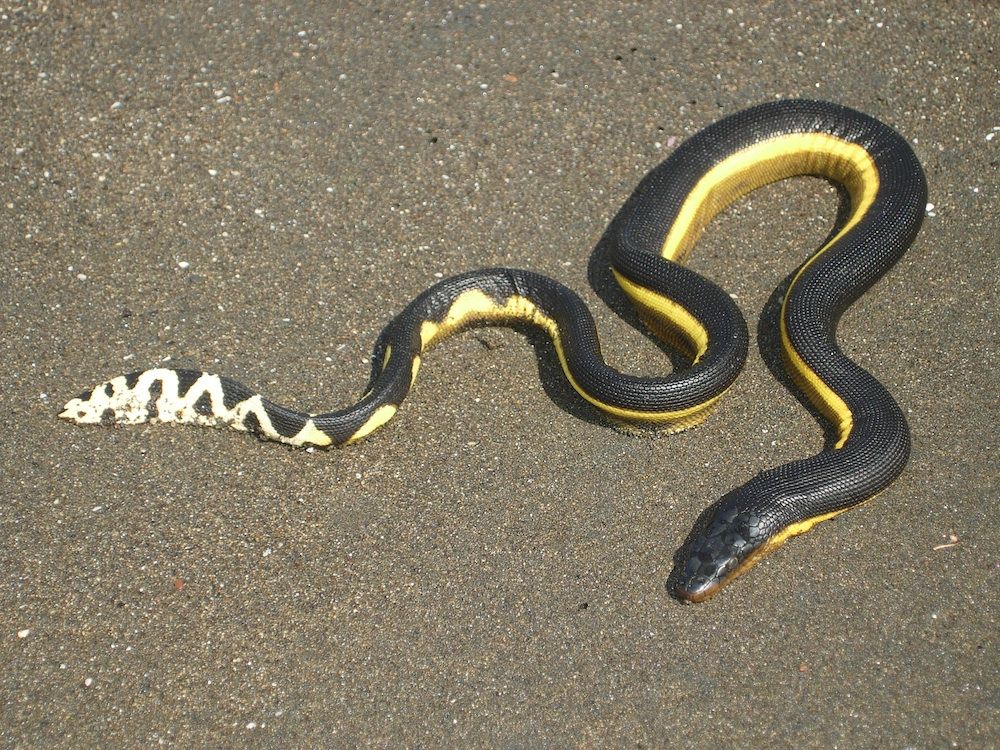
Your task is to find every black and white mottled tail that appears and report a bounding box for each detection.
[61,368,347,447]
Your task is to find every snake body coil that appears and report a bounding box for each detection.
[62,100,927,602]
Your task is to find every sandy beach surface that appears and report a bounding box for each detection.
[2,2,996,747]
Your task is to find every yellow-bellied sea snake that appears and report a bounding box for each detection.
[62,100,927,602]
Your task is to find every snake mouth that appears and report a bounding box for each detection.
[675,574,722,603]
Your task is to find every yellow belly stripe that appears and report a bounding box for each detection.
[660,132,880,262]
[346,404,398,444]
[659,132,881,446]
[612,269,709,362]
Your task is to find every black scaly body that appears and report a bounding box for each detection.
[62,100,927,601]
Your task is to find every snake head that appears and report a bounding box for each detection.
[674,494,785,602]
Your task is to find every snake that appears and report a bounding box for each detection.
[61,100,927,602]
